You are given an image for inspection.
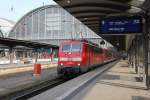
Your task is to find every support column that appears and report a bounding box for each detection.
[135,37,138,73]
[35,49,38,63]
[144,11,150,89]
[23,50,26,59]
[9,46,14,64]
[51,48,53,61]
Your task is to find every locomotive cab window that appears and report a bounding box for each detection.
[71,44,81,52]
[62,44,71,52]
[62,43,81,52]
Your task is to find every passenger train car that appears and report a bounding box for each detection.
[57,40,116,75]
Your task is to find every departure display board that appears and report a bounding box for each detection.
[100,16,143,34]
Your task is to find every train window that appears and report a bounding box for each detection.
[71,44,81,52]
[62,44,71,52]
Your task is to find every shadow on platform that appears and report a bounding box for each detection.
[132,96,150,100]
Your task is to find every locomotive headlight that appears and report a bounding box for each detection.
[77,63,80,66]
[60,63,63,66]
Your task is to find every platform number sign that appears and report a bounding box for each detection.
[100,16,143,34]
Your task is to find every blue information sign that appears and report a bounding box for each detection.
[100,16,143,34]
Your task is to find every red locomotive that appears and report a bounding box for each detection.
[57,40,115,75]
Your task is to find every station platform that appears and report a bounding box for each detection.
[72,60,150,100]
[0,61,57,76]
[0,62,57,98]
[30,60,150,100]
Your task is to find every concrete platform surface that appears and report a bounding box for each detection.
[0,62,57,76]
[30,60,118,100]
[72,60,150,100]
[0,61,57,69]
[0,63,57,98]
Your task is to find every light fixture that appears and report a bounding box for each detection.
[84,18,88,20]
[127,6,142,13]
[116,42,119,46]
[129,0,145,7]
[67,0,71,4]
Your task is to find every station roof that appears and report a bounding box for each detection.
[54,0,147,50]
[0,37,58,49]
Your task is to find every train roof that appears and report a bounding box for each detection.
[62,39,99,48]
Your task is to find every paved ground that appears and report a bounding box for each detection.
[0,57,53,65]
[72,60,150,100]
[0,62,57,76]
[0,61,55,69]
[0,63,57,97]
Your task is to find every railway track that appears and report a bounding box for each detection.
[1,77,66,100]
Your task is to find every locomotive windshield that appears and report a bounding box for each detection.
[71,44,81,52]
[62,44,71,52]
[62,44,81,52]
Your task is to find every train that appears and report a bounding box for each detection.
[57,39,117,75]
